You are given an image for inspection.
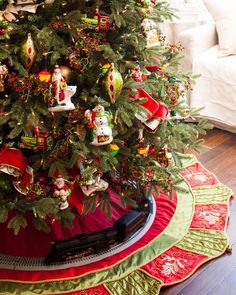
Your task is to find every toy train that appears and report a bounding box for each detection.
[45,198,152,264]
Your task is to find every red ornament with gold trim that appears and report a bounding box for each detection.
[20,33,36,71]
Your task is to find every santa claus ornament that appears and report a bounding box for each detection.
[84,104,113,146]
[53,177,71,210]
[129,65,150,82]
[48,65,76,112]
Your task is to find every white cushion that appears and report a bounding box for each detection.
[191,45,236,131]
[203,0,236,57]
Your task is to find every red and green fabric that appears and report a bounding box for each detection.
[0,154,232,295]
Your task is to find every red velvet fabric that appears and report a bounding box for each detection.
[0,189,128,257]
[0,191,176,282]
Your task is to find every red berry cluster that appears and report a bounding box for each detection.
[49,20,66,29]
[8,73,32,92]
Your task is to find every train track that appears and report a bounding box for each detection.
[0,197,156,271]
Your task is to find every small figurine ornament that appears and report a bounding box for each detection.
[130,65,143,82]
[157,147,175,167]
[53,177,71,210]
[141,18,159,48]
[48,65,76,112]
[177,84,190,117]
[130,65,150,82]
[19,127,53,152]
[80,172,109,196]
[93,8,109,32]
[136,0,158,16]
[84,104,113,146]
[82,7,109,33]
[0,63,8,92]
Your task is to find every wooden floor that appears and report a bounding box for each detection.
[160,128,236,295]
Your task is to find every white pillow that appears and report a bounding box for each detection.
[203,0,236,57]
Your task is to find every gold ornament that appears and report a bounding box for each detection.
[59,65,72,83]
[38,70,51,82]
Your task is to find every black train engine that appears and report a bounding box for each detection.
[45,198,152,264]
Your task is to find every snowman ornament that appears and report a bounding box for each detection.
[84,104,113,146]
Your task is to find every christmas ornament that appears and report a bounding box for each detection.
[48,65,76,112]
[136,0,158,16]
[93,8,109,32]
[143,103,169,133]
[110,143,119,156]
[177,84,190,117]
[137,144,150,157]
[38,69,51,82]
[130,89,159,122]
[20,33,36,71]
[19,127,53,152]
[59,65,72,83]
[80,172,109,197]
[82,8,109,33]
[0,63,8,92]
[33,127,53,151]
[44,0,55,4]
[0,19,10,40]
[68,183,84,214]
[141,18,159,48]
[10,0,51,14]
[101,63,110,74]
[84,104,113,146]
[138,127,144,142]
[145,65,159,72]
[102,63,123,103]
[53,177,72,210]
[160,63,169,71]
[157,147,175,167]
[0,147,34,195]
[0,4,17,22]
[0,1,50,22]
[129,65,150,82]
[130,89,169,132]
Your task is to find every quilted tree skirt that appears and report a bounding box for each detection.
[0,154,233,295]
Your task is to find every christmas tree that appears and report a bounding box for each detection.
[0,0,210,235]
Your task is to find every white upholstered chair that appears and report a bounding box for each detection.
[179,22,236,132]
